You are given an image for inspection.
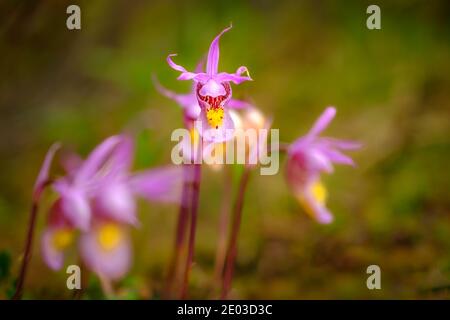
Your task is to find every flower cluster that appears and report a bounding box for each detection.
[17,24,361,300]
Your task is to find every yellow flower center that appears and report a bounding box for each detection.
[311,180,327,205]
[97,223,122,251]
[52,229,74,251]
[206,107,224,129]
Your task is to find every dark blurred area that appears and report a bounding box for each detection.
[0,0,449,299]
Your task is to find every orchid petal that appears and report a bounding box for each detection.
[54,180,91,231]
[129,166,182,203]
[196,109,235,143]
[206,25,232,76]
[94,182,138,226]
[167,54,201,81]
[75,136,121,184]
[33,143,60,201]
[41,228,65,270]
[322,148,356,166]
[227,98,251,109]
[307,106,336,138]
[79,222,131,280]
[215,71,252,84]
[320,137,362,150]
[300,190,333,224]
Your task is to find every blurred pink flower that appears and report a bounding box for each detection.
[286,107,361,224]
[38,135,182,280]
[167,25,252,142]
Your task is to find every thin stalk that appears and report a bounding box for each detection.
[12,180,52,300]
[180,162,202,299]
[164,164,192,298]
[221,167,252,299]
[212,165,233,293]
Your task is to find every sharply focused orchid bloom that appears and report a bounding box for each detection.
[286,107,361,224]
[167,25,252,142]
[37,135,182,280]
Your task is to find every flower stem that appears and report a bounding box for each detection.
[12,202,39,300]
[164,164,191,298]
[12,179,52,300]
[221,166,252,299]
[180,162,202,299]
[212,166,232,294]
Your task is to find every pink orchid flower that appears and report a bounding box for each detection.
[286,107,361,224]
[167,25,252,142]
[38,135,182,279]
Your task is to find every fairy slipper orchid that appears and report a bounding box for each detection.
[167,25,252,142]
[286,107,361,224]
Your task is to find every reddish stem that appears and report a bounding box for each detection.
[164,164,192,298]
[221,167,251,299]
[213,166,233,293]
[180,162,202,299]
[13,180,52,300]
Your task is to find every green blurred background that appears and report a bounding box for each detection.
[0,0,449,299]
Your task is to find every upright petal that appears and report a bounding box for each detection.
[206,25,232,76]
[75,135,122,184]
[306,106,336,139]
[33,143,61,201]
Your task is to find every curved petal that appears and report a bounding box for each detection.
[153,75,193,108]
[129,166,183,203]
[299,190,333,224]
[33,143,61,201]
[215,71,252,84]
[206,25,232,76]
[167,54,199,81]
[79,222,131,280]
[41,228,65,270]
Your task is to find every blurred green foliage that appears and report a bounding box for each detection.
[0,0,449,299]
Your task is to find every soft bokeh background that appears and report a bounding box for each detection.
[0,0,449,299]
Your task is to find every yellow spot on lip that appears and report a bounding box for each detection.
[52,229,74,251]
[97,223,122,251]
[311,180,327,204]
[297,180,327,220]
[206,107,224,129]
